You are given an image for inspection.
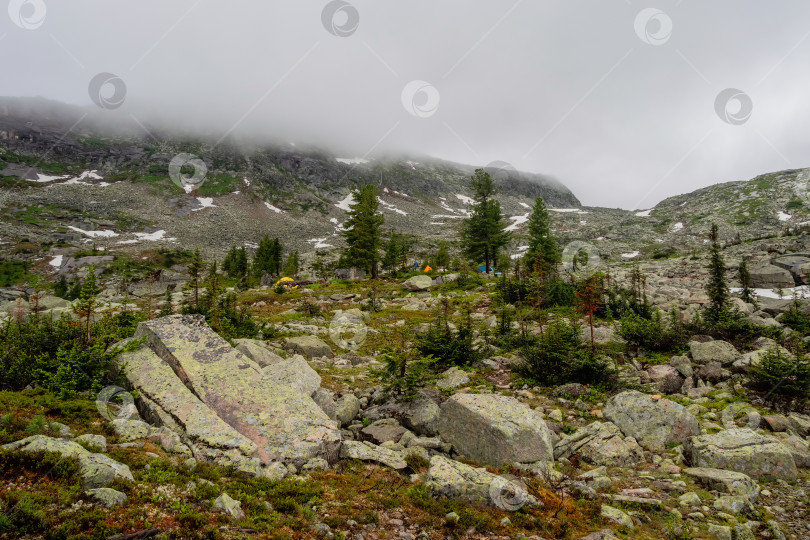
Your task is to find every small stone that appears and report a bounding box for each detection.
[732,524,755,540]
[678,492,701,507]
[707,523,731,540]
[75,434,107,452]
[85,487,127,507]
[213,492,244,519]
[600,504,634,528]
[446,512,459,523]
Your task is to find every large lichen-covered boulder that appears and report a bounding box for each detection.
[554,421,644,467]
[689,340,740,366]
[2,435,133,488]
[261,354,321,397]
[402,275,433,292]
[133,315,341,466]
[748,263,795,289]
[683,468,759,501]
[437,394,554,466]
[114,344,258,463]
[603,391,700,451]
[684,429,797,480]
[283,335,333,358]
[425,455,537,508]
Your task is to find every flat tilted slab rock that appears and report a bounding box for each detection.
[134,315,340,466]
[684,428,797,480]
[683,467,759,501]
[115,345,257,458]
[437,393,553,466]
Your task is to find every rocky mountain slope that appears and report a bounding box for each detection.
[0,97,580,259]
[3,97,809,266]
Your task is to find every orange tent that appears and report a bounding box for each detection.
[424,265,432,272]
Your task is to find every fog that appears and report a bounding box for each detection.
[3,0,810,208]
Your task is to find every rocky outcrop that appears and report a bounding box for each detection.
[554,421,644,467]
[2,435,133,488]
[684,429,798,480]
[603,391,700,451]
[119,315,341,470]
[437,394,553,466]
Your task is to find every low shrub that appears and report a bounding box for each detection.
[516,319,612,387]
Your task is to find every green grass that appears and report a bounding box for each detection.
[197,173,240,196]
[0,260,30,287]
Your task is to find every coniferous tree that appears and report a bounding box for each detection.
[524,197,559,273]
[222,246,239,277]
[72,265,100,343]
[341,184,385,278]
[188,249,204,309]
[739,257,756,306]
[461,169,510,274]
[576,274,605,352]
[705,223,731,325]
[436,241,450,271]
[253,236,283,277]
[283,251,299,277]
[382,231,402,274]
[205,261,222,331]
[236,246,249,277]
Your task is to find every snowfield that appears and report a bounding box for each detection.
[505,213,529,232]
[335,193,356,211]
[264,202,283,214]
[68,226,119,238]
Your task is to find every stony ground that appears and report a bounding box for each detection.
[1,267,809,540]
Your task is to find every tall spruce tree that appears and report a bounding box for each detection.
[253,236,283,277]
[342,184,384,278]
[187,249,204,309]
[72,265,100,343]
[382,230,402,274]
[436,240,450,271]
[705,223,731,325]
[738,257,756,306]
[524,197,559,273]
[461,169,510,274]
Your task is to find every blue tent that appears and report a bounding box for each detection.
[477,265,494,272]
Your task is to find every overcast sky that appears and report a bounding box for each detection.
[3,1,810,208]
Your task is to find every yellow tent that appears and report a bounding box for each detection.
[274,277,297,289]
[424,265,432,272]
